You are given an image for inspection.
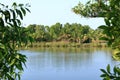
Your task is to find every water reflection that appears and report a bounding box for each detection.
[27,48,94,69]
[21,48,119,80]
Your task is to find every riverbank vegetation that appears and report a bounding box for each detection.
[23,22,107,48]
[27,42,107,48]
[26,23,103,43]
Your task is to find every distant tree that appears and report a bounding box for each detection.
[45,25,52,41]
[34,25,46,42]
[27,24,36,33]
[26,22,100,43]
[49,22,62,41]
[70,23,82,43]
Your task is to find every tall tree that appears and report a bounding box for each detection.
[49,22,62,41]
[0,3,31,80]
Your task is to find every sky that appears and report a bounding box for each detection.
[0,0,105,29]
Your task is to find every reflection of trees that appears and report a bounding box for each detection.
[26,48,111,70]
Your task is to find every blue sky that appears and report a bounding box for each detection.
[1,0,105,29]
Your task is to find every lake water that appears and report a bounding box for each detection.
[21,48,119,80]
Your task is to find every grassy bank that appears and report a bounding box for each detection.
[27,41,107,48]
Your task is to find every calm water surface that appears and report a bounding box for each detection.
[21,48,119,80]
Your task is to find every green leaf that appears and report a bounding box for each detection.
[29,36,34,43]
[16,9,23,20]
[113,66,117,74]
[7,22,14,27]
[10,9,16,20]
[100,69,108,74]
[0,18,4,27]
[18,4,24,7]
[100,74,107,77]
[25,8,31,13]
[12,2,17,7]
[21,7,26,16]
[106,75,111,80]
[104,18,110,26]
[116,67,120,75]
[10,59,16,66]
[109,76,115,79]
[16,19,21,26]
[11,19,17,26]
[0,3,5,6]
[16,62,23,71]
[4,10,11,23]
[107,64,110,73]
[18,74,21,80]
[107,40,113,46]
[98,25,108,30]
[99,37,109,41]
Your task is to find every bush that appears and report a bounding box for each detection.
[100,64,120,80]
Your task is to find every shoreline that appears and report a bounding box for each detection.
[27,42,107,48]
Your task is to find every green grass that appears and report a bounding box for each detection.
[27,41,107,48]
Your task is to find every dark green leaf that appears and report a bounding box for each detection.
[107,64,110,73]
[16,9,23,20]
[99,37,109,41]
[10,9,16,20]
[7,23,13,27]
[4,10,11,23]
[19,4,24,7]
[29,36,34,43]
[15,63,23,71]
[0,18,4,27]
[100,74,107,77]
[116,67,120,75]
[25,8,31,13]
[11,19,17,26]
[16,19,21,26]
[0,3,5,6]
[12,2,17,7]
[104,19,110,26]
[18,74,21,80]
[100,69,108,74]
[21,7,26,16]
[98,25,108,30]
[109,76,115,79]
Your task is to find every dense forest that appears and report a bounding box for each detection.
[26,22,104,44]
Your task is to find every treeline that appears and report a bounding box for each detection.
[26,22,104,43]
